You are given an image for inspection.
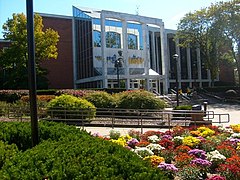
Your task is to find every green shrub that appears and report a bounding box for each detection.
[83,91,116,108]
[0,121,90,151]
[0,133,168,179]
[0,101,9,116]
[174,105,192,110]
[0,141,19,169]
[47,94,96,120]
[115,90,166,109]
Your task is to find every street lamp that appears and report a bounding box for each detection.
[115,50,123,88]
[26,0,39,146]
[173,54,179,106]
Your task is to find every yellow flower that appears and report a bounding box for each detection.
[182,136,201,147]
[237,142,240,150]
[143,155,165,166]
[230,124,240,133]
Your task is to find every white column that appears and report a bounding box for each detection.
[142,23,150,90]
[122,20,129,89]
[160,23,168,94]
[100,13,108,88]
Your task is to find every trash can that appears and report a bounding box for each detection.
[191,104,204,121]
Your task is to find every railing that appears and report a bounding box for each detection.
[0,106,230,132]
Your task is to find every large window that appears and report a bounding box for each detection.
[93,30,101,47]
[128,34,138,49]
[106,31,121,48]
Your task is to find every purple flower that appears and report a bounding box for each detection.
[158,163,178,172]
[127,138,139,148]
[188,149,207,159]
[161,134,173,140]
[206,175,226,180]
[197,136,205,141]
[191,158,212,167]
[229,138,240,145]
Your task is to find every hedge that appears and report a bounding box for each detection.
[0,121,168,180]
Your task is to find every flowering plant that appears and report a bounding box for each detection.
[147,135,160,143]
[158,162,178,179]
[175,152,194,167]
[190,158,212,168]
[132,147,154,158]
[182,136,201,147]
[127,138,139,148]
[146,143,165,155]
[230,124,240,133]
[99,124,240,179]
[143,155,165,167]
[188,149,207,159]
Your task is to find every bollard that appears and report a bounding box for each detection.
[203,101,208,116]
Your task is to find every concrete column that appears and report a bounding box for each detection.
[100,13,108,88]
[160,23,168,94]
[122,20,129,89]
[142,23,150,90]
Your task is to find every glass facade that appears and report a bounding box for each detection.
[128,34,138,49]
[167,33,176,79]
[73,7,95,80]
[179,39,188,79]
[106,31,121,48]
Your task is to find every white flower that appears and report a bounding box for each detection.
[207,150,226,162]
[148,135,160,143]
[218,126,233,134]
[230,133,240,139]
[146,143,165,151]
[133,147,154,158]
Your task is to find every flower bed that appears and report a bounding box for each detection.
[94,125,240,180]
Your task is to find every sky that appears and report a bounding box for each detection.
[0,0,230,38]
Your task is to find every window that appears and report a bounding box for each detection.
[106,31,121,48]
[128,34,138,49]
[93,30,101,47]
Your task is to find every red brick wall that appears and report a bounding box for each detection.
[41,15,74,89]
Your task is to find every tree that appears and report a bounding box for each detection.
[212,0,240,85]
[0,13,59,89]
[175,7,223,86]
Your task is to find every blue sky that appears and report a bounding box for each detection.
[0,0,229,38]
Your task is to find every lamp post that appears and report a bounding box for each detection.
[173,54,179,106]
[115,50,123,88]
[26,0,39,146]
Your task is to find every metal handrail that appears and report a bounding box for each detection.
[0,106,230,129]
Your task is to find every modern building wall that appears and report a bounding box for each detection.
[0,9,236,91]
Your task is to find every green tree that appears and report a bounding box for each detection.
[175,8,223,86]
[0,13,59,89]
[212,0,240,85]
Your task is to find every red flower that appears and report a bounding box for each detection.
[159,139,174,149]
